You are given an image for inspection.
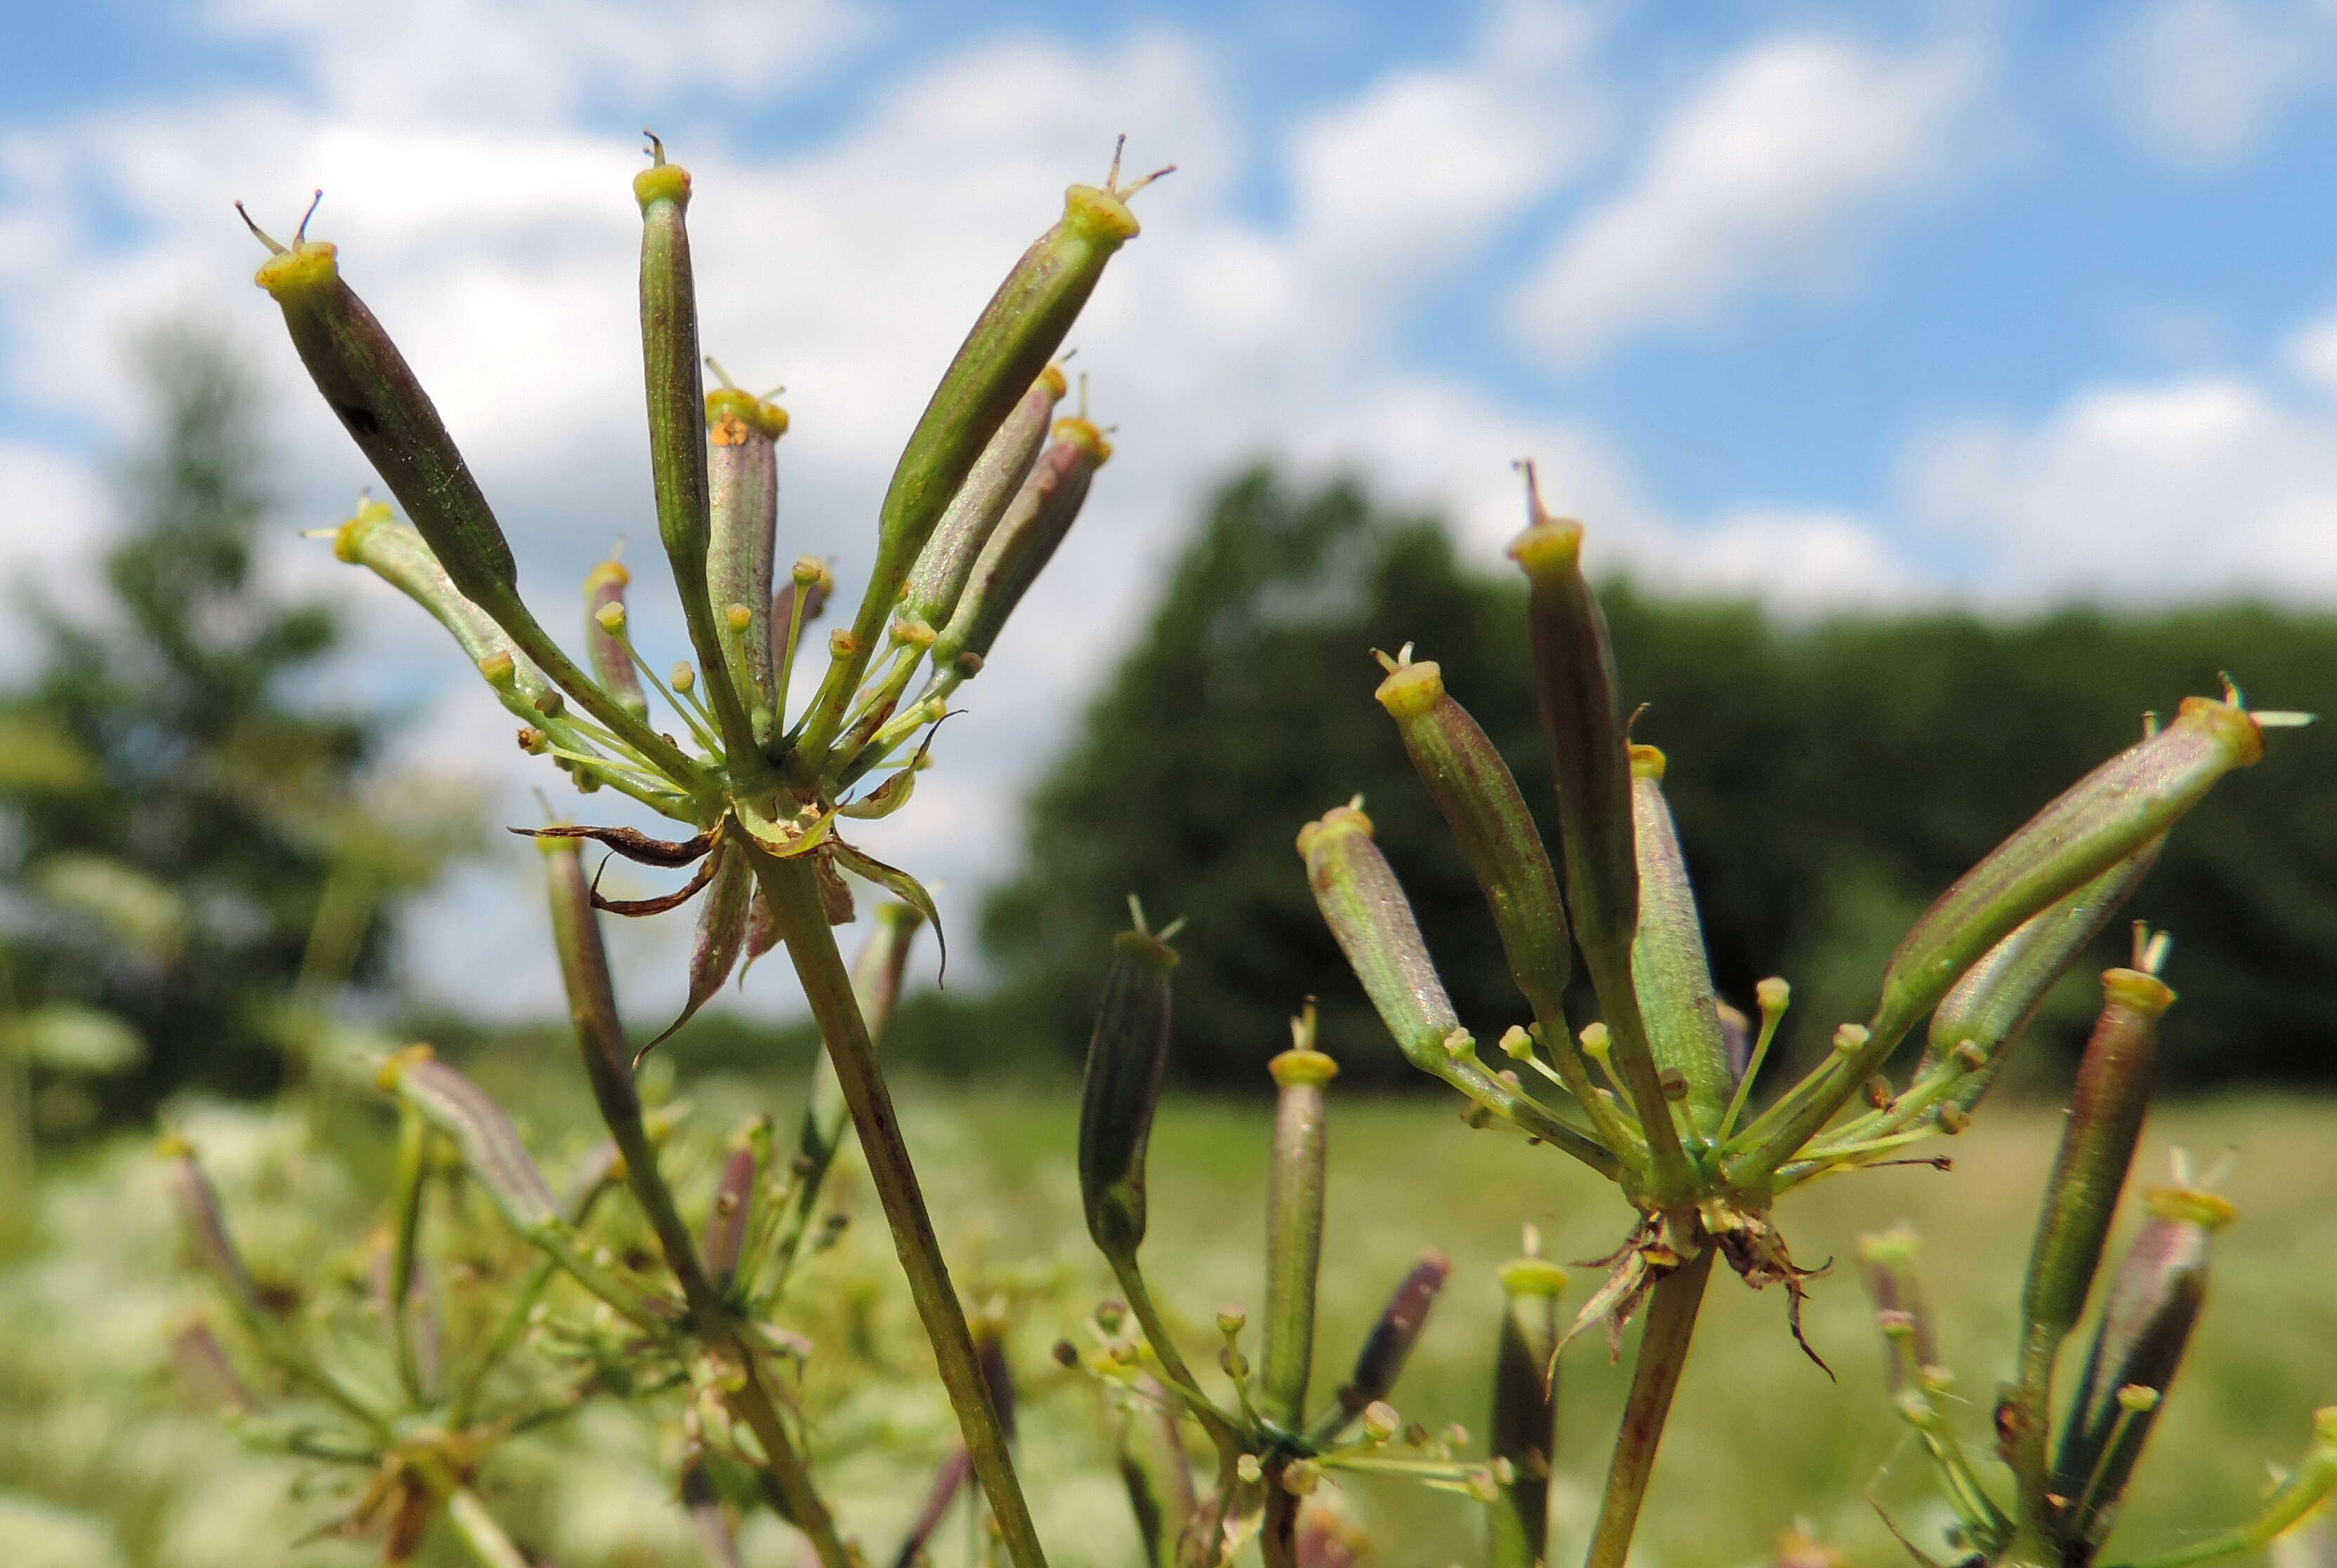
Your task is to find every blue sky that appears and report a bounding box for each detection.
[4,0,2334,1010]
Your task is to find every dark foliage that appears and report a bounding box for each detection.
[980,466,2337,1090]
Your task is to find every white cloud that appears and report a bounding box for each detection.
[205,0,887,124]
[1506,32,1987,369]
[1902,368,2337,603]
[2098,0,2337,169]
[0,440,112,669]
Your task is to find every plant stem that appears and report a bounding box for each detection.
[726,1352,854,1568]
[747,847,1048,1568]
[1582,1245,1715,1568]
[445,1488,534,1568]
[1261,1476,1300,1568]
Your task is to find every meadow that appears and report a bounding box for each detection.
[6,1045,2332,1568]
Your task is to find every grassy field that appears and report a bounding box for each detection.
[4,1060,2334,1568]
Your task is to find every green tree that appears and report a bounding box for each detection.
[0,323,419,1124]
[982,466,2337,1088]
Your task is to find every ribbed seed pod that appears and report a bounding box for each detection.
[1745,695,2267,1180]
[2052,1182,2234,1549]
[1299,804,1609,1169]
[1917,840,2163,1115]
[1626,745,1732,1139]
[805,164,1159,750]
[1489,1253,1567,1568]
[903,365,1066,630]
[1077,922,1179,1261]
[636,148,756,760]
[1334,1252,1450,1423]
[582,558,649,720]
[930,418,1110,679]
[1373,655,1571,1021]
[2019,965,2172,1373]
[705,381,788,741]
[1883,698,2263,1038]
[334,501,549,704]
[379,1047,558,1231]
[1262,1021,1337,1431]
[249,226,515,603]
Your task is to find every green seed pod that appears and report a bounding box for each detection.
[2019,965,2172,1392]
[636,145,757,760]
[1299,804,1609,1168]
[808,160,1162,747]
[582,557,650,720]
[379,1046,558,1231]
[707,377,789,741]
[1489,1252,1566,1568]
[1503,486,1635,965]
[157,1134,264,1318]
[1882,697,2264,1038]
[1918,839,2163,1116]
[2053,1183,2234,1549]
[1078,921,1179,1261]
[903,364,1066,631]
[334,500,549,704]
[247,214,516,602]
[1334,1252,1449,1423]
[1262,1019,1336,1431]
[1373,654,1571,1019]
[931,417,1110,678]
[1297,804,1461,1072]
[1626,745,1732,1138]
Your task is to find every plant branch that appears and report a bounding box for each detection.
[1583,1245,1715,1568]
[745,846,1048,1568]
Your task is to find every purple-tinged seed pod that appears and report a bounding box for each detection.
[582,557,649,721]
[904,365,1066,631]
[706,375,788,743]
[172,1319,258,1413]
[1626,745,1733,1139]
[1262,1014,1336,1431]
[1078,919,1179,1262]
[246,211,515,600]
[2051,1182,2235,1550]
[1489,1249,1567,1568]
[1504,475,1635,967]
[682,1457,748,1568]
[1335,1252,1450,1423]
[542,835,642,1132]
[2020,965,2171,1376]
[702,1143,757,1292]
[334,500,550,705]
[379,1046,558,1231]
[931,417,1111,679]
[158,1134,265,1318]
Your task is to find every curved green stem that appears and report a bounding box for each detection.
[745,847,1047,1568]
[1583,1246,1715,1568]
